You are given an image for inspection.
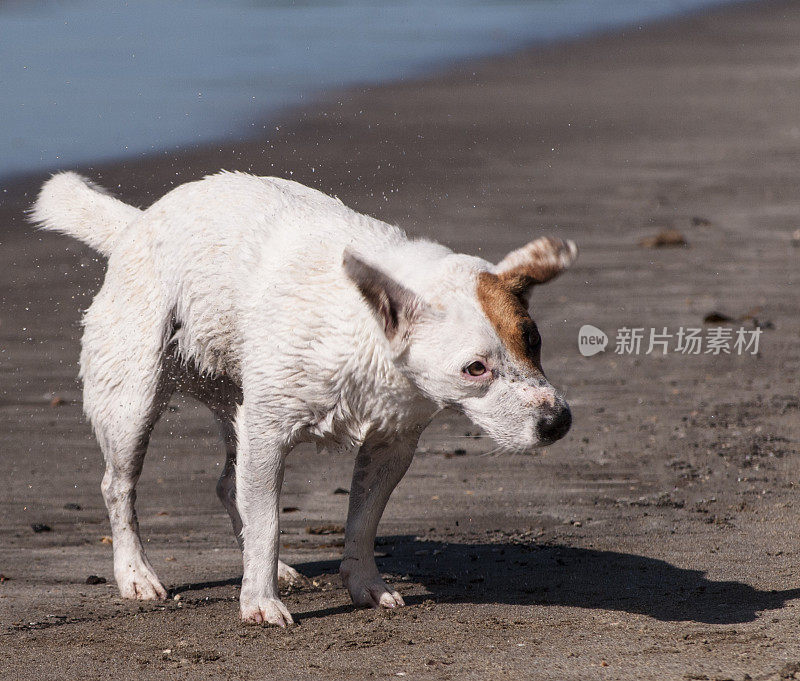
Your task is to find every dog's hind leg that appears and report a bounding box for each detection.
[340,430,420,609]
[214,416,305,585]
[214,420,243,547]
[81,273,174,601]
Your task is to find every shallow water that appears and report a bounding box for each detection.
[2,0,735,178]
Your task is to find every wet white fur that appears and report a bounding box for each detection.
[30,171,574,626]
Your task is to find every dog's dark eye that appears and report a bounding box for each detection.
[465,361,487,376]
[524,323,541,354]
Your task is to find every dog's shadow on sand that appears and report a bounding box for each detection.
[285,536,800,625]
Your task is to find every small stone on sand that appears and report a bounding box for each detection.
[703,311,735,324]
[639,229,687,248]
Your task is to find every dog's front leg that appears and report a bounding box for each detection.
[234,403,292,626]
[340,430,419,609]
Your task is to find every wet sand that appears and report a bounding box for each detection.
[2,1,800,679]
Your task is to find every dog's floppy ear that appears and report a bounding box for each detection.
[492,237,577,297]
[343,249,421,348]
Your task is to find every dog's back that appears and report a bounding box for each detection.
[33,171,406,378]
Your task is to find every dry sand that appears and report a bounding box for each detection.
[2,1,800,679]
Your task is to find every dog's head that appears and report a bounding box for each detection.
[344,237,577,452]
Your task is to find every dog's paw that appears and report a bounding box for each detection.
[115,561,167,600]
[343,572,405,609]
[240,596,294,627]
[277,560,307,586]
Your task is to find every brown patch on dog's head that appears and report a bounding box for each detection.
[477,271,543,372]
[478,237,577,371]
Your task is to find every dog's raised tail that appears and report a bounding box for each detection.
[30,172,141,256]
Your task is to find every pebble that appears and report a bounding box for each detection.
[639,229,687,248]
[703,311,735,324]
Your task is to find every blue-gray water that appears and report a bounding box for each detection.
[2,0,736,179]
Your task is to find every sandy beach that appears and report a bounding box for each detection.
[2,1,800,678]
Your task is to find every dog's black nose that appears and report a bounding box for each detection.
[536,402,572,443]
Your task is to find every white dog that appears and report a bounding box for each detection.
[31,171,576,626]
